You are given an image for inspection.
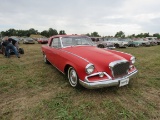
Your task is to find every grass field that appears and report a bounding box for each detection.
[0,43,160,120]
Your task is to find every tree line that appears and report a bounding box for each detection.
[114,31,160,39]
[0,28,66,38]
[1,28,160,39]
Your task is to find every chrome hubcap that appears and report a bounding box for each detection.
[43,54,46,62]
[69,69,77,86]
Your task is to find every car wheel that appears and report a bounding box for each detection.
[19,48,24,54]
[68,67,80,88]
[142,43,146,47]
[2,47,6,56]
[114,44,119,48]
[97,44,105,48]
[43,53,50,64]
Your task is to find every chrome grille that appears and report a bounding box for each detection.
[109,60,130,78]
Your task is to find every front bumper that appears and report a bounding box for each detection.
[79,70,138,89]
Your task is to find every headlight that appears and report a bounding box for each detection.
[85,63,94,74]
[130,56,136,64]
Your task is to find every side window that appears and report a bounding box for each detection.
[51,38,61,48]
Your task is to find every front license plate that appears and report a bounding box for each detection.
[119,78,129,87]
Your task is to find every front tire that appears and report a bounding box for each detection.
[114,44,119,48]
[68,67,80,88]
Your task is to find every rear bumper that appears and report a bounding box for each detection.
[79,70,138,89]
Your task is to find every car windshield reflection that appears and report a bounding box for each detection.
[61,37,94,47]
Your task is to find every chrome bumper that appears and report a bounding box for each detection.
[79,70,138,89]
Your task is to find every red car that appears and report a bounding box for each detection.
[42,35,138,89]
[37,38,48,44]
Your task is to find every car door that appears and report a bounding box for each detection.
[47,37,62,68]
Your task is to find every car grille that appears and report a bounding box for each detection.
[110,61,130,78]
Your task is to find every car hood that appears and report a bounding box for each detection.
[62,46,127,71]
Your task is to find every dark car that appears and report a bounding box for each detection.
[0,38,2,54]
[10,36,21,43]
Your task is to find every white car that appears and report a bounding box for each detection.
[106,38,128,48]
[23,37,35,44]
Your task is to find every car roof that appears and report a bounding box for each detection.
[50,35,88,38]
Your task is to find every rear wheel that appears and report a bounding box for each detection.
[43,53,50,64]
[2,47,6,56]
[142,43,146,47]
[97,44,105,48]
[68,67,80,88]
[19,48,24,54]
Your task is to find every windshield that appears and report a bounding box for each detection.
[26,38,33,40]
[41,38,48,40]
[61,36,94,47]
[108,38,119,41]
[119,39,126,41]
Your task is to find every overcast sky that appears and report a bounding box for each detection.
[0,0,160,36]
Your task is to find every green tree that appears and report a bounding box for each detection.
[135,33,150,38]
[153,33,160,39]
[86,33,91,37]
[41,30,49,37]
[48,28,58,37]
[91,32,101,37]
[59,30,66,35]
[114,31,125,38]
[143,33,150,37]
[29,28,38,35]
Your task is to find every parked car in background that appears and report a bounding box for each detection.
[0,38,2,54]
[23,37,35,44]
[37,38,48,44]
[133,38,150,47]
[90,37,103,42]
[106,38,128,48]
[156,39,160,45]
[146,37,158,46]
[127,38,140,47]
[9,36,21,43]
[128,41,140,47]
[96,38,115,49]
[42,35,138,89]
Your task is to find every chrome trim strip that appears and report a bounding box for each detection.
[109,59,128,67]
[85,72,112,82]
[109,59,129,77]
[79,69,138,89]
[61,50,90,63]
